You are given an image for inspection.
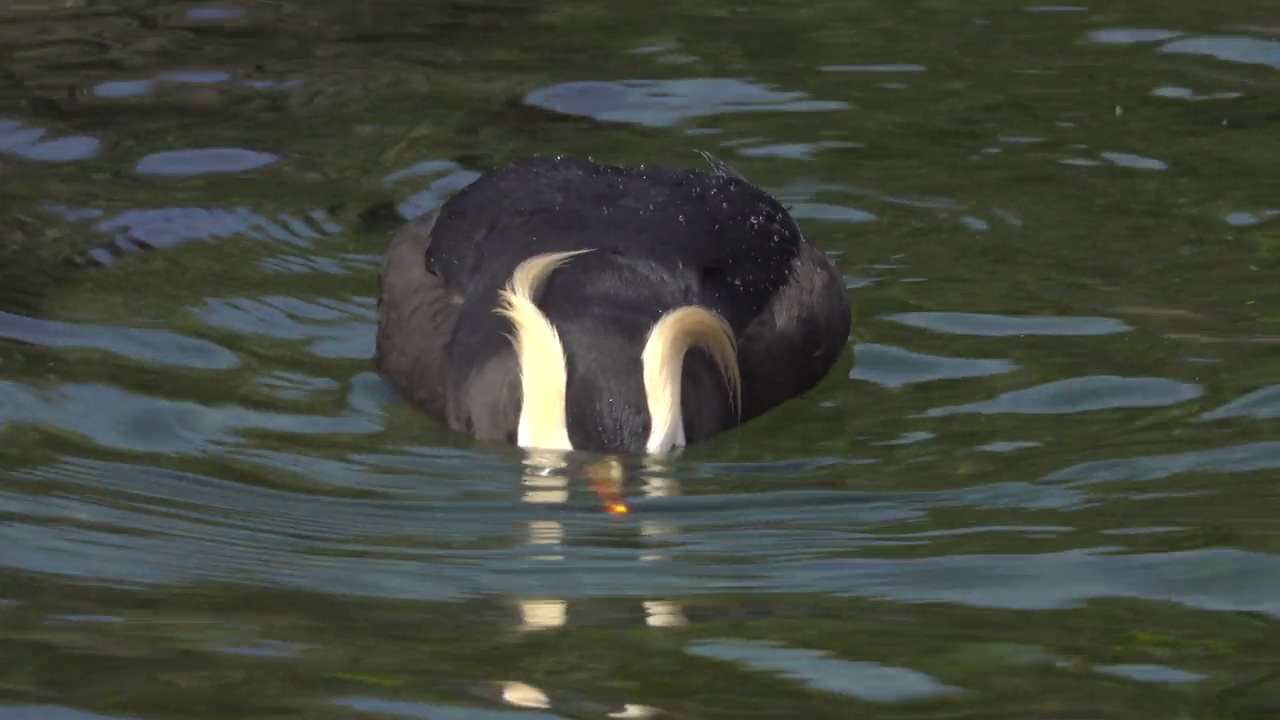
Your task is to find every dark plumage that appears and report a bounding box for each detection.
[376,153,851,454]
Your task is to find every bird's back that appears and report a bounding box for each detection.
[426,155,805,334]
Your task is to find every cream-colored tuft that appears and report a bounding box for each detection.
[640,306,741,454]
[494,249,592,450]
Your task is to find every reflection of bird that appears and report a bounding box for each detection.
[376,153,851,454]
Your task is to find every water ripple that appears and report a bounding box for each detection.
[1094,664,1206,683]
[787,548,1280,616]
[1043,441,1280,485]
[687,640,963,702]
[185,7,246,21]
[94,70,234,98]
[0,382,379,455]
[1151,85,1241,101]
[820,64,927,73]
[195,296,375,359]
[90,206,338,253]
[135,148,279,176]
[888,312,1132,336]
[852,343,1017,388]
[523,79,847,127]
[1101,151,1168,170]
[1224,209,1279,226]
[256,371,341,400]
[0,311,239,369]
[1159,35,1280,71]
[735,140,859,160]
[395,168,484,221]
[1087,28,1183,44]
[0,707,131,720]
[788,202,877,224]
[331,697,566,720]
[1202,385,1280,420]
[0,120,100,163]
[923,376,1203,417]
[2,3,1277,715]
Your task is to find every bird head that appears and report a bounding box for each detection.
[495,250,741,455]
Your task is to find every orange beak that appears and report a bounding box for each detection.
[586,459,630,515]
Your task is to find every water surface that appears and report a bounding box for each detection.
[2,1,1279,718]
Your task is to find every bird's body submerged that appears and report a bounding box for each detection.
[376,154,851,454]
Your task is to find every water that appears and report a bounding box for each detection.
[2,1,1279,718]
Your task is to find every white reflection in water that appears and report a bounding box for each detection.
[515,453,686,628]
[516,597,567,631]
[608,706,659,719]
[499,681,550,709]
[636,466,686,628]
[517,450,571,628]
[506,452,673,717]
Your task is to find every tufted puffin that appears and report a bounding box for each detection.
[375,153,850,454]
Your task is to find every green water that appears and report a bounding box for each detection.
[2,1,1279,718]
